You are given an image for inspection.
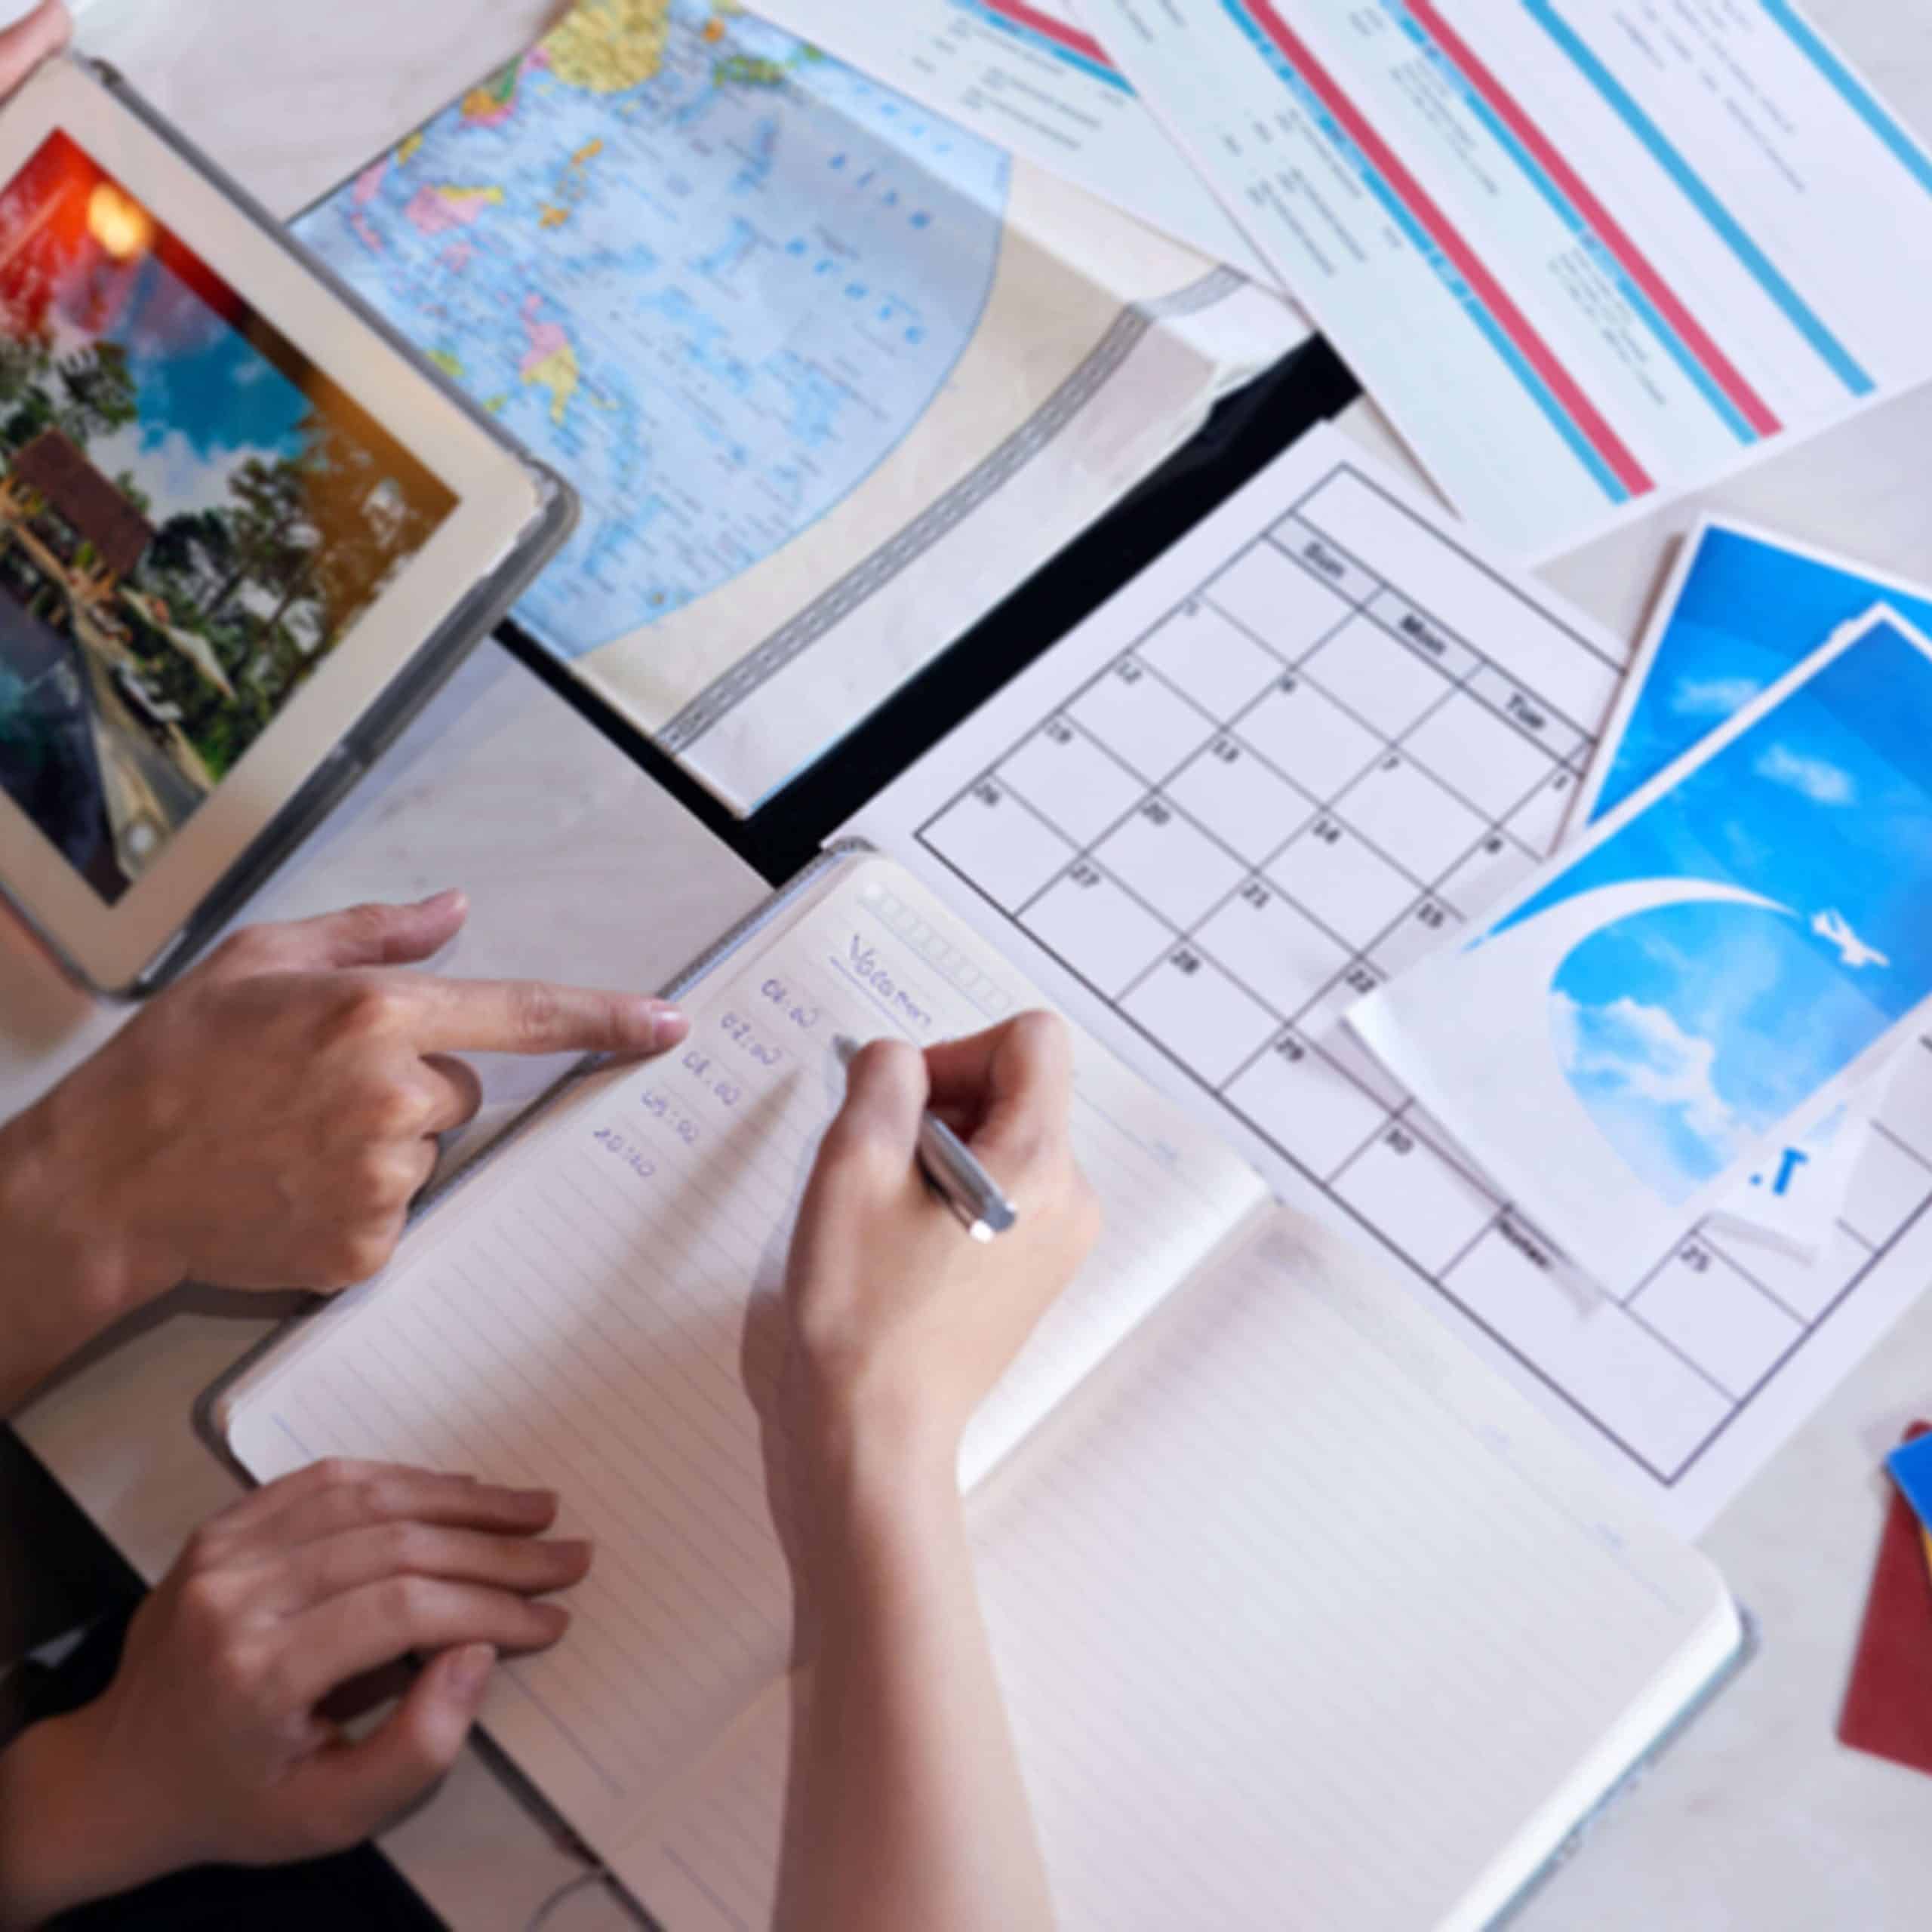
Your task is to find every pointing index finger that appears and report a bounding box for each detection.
[411,977,688,1059]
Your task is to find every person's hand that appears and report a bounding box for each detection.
[783,1014,1100,1487]
[0,1460,590,1924]
[2,891,688,1310]
[0,2,69,97]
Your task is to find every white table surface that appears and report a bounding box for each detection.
[9,1,1932,1927]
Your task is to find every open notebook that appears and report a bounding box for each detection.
[209,850,1742,1930]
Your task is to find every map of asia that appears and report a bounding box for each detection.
[297,0,1011,658]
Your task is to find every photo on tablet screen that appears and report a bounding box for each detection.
[0,131,458,903]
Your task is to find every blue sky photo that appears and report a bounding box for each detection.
[1592,526,1932,821]
[1494,615,1932,1203]
[64,252,313,519]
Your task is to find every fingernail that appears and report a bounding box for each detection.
[449,1643,495,1701]
[512,1487,559,1511]
[554,1538,595,1571]
[419,888,466,915]
[536,1604,571,1641]
[650,1004,691,1049]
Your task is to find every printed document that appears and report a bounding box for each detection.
[849,425,1932,1533]
[1075,0,1932,558]
[750,0,1275,276]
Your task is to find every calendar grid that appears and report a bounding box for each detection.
[986,572,1569,1050]
[913,460,1932,1491]
[1028,697,1549,969]
[1624,1302,1748,1404]
[1866,1118,1932,1185]
[1436,1210,1509,1289]
[1288,498,1623,747]
[1715,1256,1811,1328]
[1166,548,1355,672]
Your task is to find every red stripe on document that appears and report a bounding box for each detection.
[1241,0,1654,497]
[983,0,1118,70]
[1407,0,1780,437]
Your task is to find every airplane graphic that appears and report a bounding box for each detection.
[1813,908,1890,971]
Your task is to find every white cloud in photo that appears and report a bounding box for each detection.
[1671,674,1760,719]
[1755,742,1856,807]
[85,425,286,525]
[1554,990,1736,1149]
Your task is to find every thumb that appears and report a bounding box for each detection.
[0,4,70,97]
[239,892,471,977]
[299,1643,494,1846]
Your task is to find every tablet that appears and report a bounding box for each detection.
[0,57,575,992]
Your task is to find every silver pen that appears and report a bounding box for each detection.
[833,1035,1020,1243]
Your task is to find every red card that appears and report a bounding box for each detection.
[1839,1422,1932,1774]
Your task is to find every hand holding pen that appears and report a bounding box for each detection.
[786,1014,1102,1462]
[835,1034,1019,1242]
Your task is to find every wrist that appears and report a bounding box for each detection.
[0,1707,180,1926]
[0,1091,161,1324]
[794,1376,964,1540]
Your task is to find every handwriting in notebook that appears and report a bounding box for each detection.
[751,973,824,1031]
[227,862,1266,1826]
[589,1127,658,1180]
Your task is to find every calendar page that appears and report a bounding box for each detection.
[848,426,1932,1534]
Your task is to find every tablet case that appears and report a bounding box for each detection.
[14,60,580,997]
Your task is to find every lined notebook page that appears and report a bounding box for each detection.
[617,1207,1737,1931]
[223,857,1265,1854]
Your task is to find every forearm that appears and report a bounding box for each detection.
[0,1101,146,1417]
[0,1709,165,1927]
[780,1430,1054,1932]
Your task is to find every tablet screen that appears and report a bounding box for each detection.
[0,130,459,905]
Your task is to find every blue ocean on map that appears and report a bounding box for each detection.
[297,0,1011,657]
